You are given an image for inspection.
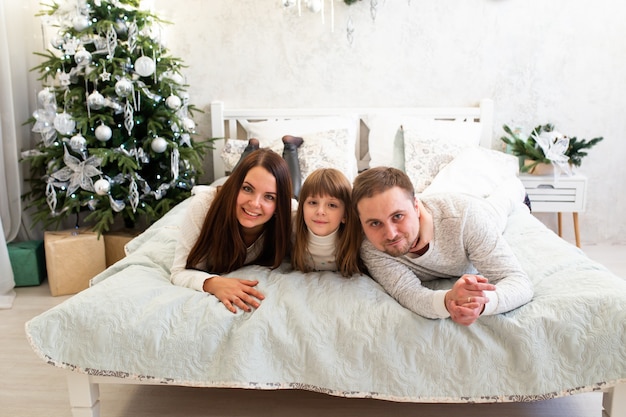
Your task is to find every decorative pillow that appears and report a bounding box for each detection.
[290,128,355,182]
[403,119,483,193]
[219,129,356,183]
[404,134,465,193]
[220,139,249,172]
[367,116,483,172]
[241,116,359,178]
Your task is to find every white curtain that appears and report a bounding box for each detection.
[0,216,16,309]
[0,1,43,308]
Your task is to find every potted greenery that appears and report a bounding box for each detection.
[500,123,604,174]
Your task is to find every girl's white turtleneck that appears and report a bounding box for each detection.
[305,228,339,271]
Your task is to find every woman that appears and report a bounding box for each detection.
[170,148,293,313]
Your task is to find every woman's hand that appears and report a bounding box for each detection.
[203,276,265,313]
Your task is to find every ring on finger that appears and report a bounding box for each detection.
[467,297,471,303]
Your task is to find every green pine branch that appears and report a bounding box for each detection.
[501,123,603,171]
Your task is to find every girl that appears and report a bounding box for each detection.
[291,168,365,277]
[170,148,293,313]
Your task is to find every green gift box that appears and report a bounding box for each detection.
[7,240,47,287]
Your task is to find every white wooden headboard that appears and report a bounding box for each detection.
[209,99,494,180]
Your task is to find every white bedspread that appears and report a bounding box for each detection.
[25,199,626,403]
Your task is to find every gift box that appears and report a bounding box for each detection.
[104,229,140,267]
[7,240,47,287]
[44,228,106,296]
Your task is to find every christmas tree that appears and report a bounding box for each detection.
[22,0,210,235]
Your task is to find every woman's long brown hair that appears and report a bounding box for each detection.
[186,148,293,274]
[292,168,366,277]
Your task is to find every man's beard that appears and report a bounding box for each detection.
[383,235,414,257]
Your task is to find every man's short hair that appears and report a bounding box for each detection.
[352,167,415,213]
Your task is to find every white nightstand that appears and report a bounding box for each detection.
[520,173,588,248]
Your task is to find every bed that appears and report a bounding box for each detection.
[26,100,626,417]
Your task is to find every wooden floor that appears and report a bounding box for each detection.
[1,243,623,417]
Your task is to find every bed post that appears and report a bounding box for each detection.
[478,98,494,149]
[210,100,227,180]
[66,372,101,417]
[603,382,626,417]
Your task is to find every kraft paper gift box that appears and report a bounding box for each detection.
[104,229,140,267]
[7,240,47,287]
[44,228,106,296]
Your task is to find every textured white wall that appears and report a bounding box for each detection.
[21,0,626,245]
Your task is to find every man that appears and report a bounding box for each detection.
[352,167,533,326]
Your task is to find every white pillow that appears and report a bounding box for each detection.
[401,119,483,147]
[403,119,483,193]
[422,147,521,197]
[220,129,356,183]
[364,114,404,170]
[423,147,527,223]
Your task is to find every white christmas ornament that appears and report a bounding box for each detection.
[165,95,182,110]
[307,0,322,13]
[93,178,111,195]
[167,72,184,85]
[74,50,92,66]
[115,19,127,35]
[179,133,191,147]
[32,108,57,145]
[62,37,80,55]
[50,146,102,196]
[115,78,133,97]
[182,118,196,132]
[32,108,55,130]
[72,15,90,31]
[87,91,105,109]
[51,35,65,49]
[58,72,71,87]
[151,137,168,153]
[134,56,156,77]
[178,91,190,103]
[37,88,56,107]
[69,134,87,152]
[95,124,113,141]
[54,112,76,135]
[109,195,126,212]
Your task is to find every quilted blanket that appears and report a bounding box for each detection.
[25,199,626,403]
